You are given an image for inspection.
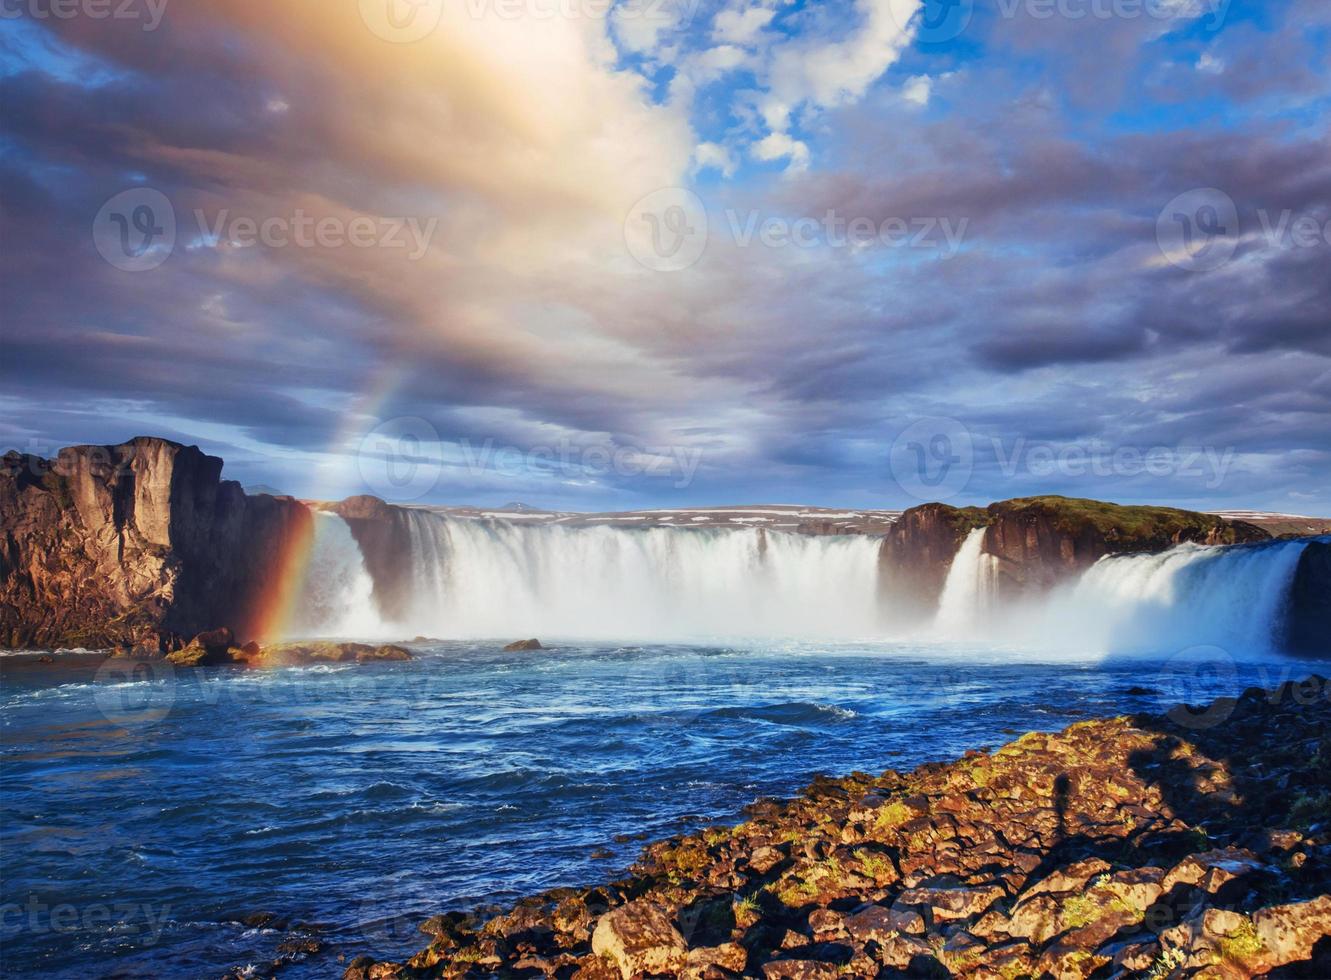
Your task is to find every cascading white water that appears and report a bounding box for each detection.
[394,511,886,640]
[1032,538,1312,656]
[288,507,1314,656]
[934,528,999,636]
[286,512,385,638]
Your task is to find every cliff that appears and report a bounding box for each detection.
[878,495,1273,616]
[0,437,311,651]
[328,495,418,622]
[876,503,986,620]
[1287,540,1331,657]
[346,677,1331,979]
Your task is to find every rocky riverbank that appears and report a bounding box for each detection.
[345,678,1331,979]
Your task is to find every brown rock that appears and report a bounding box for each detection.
[843,904,924,943]
[760,959,841,979]
[503,638,543,651]
[684,942,747,975]
[1160,847,1263,894]
[590,900,687,979]
[0,438,311,651]
[748,846,784,873]
[1022,858,1110,898]
[1252,896,1331,972]
[894,884,1004,923]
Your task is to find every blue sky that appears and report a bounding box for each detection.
[1,0,1329,513]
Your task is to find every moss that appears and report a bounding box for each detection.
[770,877,819,908]
[987,495,1247,551]
[854,849,893,881]
[733,894,759,916]
[1059,893,1099,929]
[874,801,913,831]
[1145,946,1185,979]
[1216,919,1264,963]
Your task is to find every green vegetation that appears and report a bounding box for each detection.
[1145,946,1186,979]
[1216,919,1264,964]
[1059,893,1099,929]
[853,849,893,881]
[874,801,913,831]
[987,495,1252,551]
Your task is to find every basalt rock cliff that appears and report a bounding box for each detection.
[329,494,418,623]
[877,496,1273,620]
[0,437,311,651]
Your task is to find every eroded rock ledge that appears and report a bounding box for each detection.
[347,678,1331,979]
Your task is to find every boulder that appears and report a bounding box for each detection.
[1252,895,1331,971]
[843,904,924,943]
[503,638,543,651]
[893,884,1004,923]
[760,960,841,979]
[243,642,413,667]
[590,900,687,979]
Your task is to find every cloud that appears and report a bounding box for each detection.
[2,0,1329,515]
[712,1,776,46]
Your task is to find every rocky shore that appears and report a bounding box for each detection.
[345,678,1331,979]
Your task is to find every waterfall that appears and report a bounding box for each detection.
[934,528,998,635]
[392,511,886,640]
[286,512,385,638]
[1034,538,1312,657]
[286,506,1315,656]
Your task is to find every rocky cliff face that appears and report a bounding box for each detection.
[1287,540,1331,656]
[878,495,1273,616]
[876,503,986,621]
[979,496,1270,599]
[327,495,417,623]
[0,437,310,650]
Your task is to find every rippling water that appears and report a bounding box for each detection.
[1,641,1323,978]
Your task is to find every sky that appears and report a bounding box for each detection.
[1,0,1329,513]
